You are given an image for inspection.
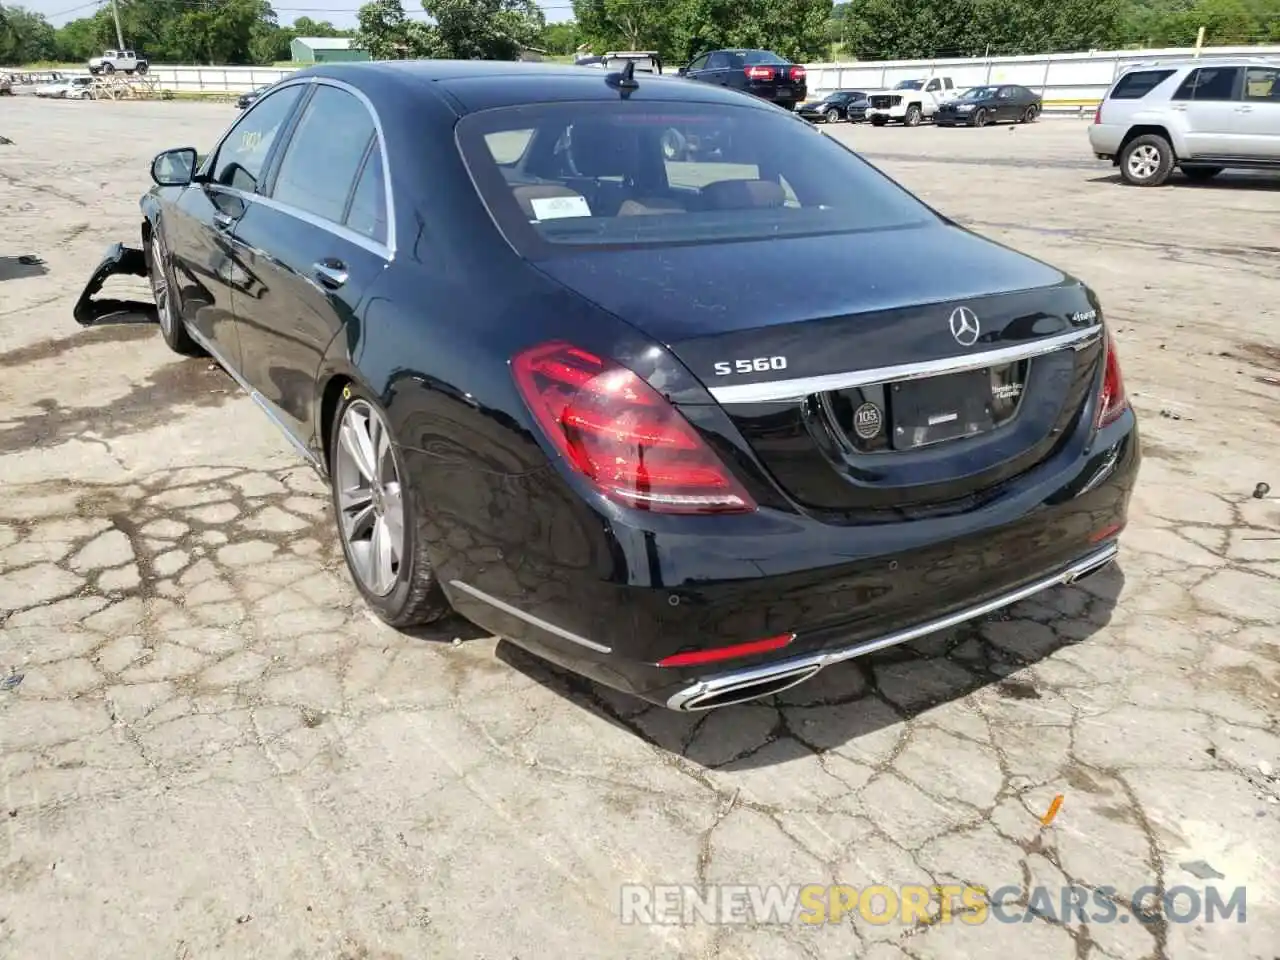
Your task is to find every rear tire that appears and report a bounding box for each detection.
[1120,133,1174,187]
[1181,165,1223,182]
[1021,105,1038,122]
[136,63,148,75]
[329,388,451,629]
[149,226,202,356]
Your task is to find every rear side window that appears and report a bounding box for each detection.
[1244,66,1279,101]
[455,100,935,257]
[345,149,387,244]
[271,85,376,225]
[1108,69,1175,100]
[1172,66,1240,101]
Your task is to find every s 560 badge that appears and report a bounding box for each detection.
[713,356,788,376]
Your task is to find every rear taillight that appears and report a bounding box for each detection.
[1093,101,1103,124]
[790,66,806,81]
[745,66,775,80]
[511,341,757,514]
[1096,331,1128,428]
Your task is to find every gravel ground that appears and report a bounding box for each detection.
[1,98,1278,960]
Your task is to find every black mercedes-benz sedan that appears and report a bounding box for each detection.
[936,84,1043,126]
[84,59,1138,712]
[797,89,870,124]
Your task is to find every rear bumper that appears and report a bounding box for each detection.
[1088,123,1125,159]
[432,411,1140,710]
[668,541,1118,710]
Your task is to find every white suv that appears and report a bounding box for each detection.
[1089,57,1280,186]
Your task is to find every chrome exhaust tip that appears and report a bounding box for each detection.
[668,663,824,712]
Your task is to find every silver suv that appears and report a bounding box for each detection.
[1089,57,1280,186]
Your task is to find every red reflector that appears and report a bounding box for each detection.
[1090,522,1124,542]
[745,66,775,80]
[1096,330,1129,428]
[511,341,757,515]
[658,634,794,668]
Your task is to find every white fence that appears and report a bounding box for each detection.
[802,44,1280,111]
[69,43,1280,104]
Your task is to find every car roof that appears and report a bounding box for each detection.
[295,59,782,114]
[1122,56,1279,70]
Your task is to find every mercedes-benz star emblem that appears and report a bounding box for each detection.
[949,306,981,347]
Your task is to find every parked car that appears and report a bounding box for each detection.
[935,85,1042,126]
[34,76,96,99]
[1089,57,1280,186]
[678,49,807,111]
[797,90,870,123]
[236,85,271,109]
[865,76,958,126]
[0,74,12,96]
[88,49,148,74]
[82,60,1137,712]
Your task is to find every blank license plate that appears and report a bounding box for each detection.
[890,370,997,450]
[775,87,792,97]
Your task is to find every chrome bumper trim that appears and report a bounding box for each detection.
[449,580,613,654]
[665,542,1119,711]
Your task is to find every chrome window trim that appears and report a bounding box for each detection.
[706,325,1102,404]
[198,75,397,260]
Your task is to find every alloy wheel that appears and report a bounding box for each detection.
[1127,144,1161,182]
[974,109,987,128]
[826,108,839,123]
[335,399,405,598]
[149,236,173,336]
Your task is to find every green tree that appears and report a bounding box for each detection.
[355,0,437,59]
[539,19,580,54]
[573,0,675,52]
[291,15,349,36]
[0,5,56,64]
[427,0,545,59]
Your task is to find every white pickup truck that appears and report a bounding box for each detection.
[864,76,958,126]
[87,50,149,75]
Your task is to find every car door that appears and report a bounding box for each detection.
[230,80,391,448]
[995,86,1019,121]
[1231,65,1280,159]
[704,51,738,89]
[1171,66,1242,157]
[165,82,306,371]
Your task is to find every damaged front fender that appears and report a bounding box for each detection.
[73,241,158,326]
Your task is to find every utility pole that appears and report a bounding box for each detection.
[110,0,125,50]
[1193,26,1205,58]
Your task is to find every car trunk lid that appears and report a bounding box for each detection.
[533,223,1105,516]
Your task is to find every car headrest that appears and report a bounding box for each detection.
[617,197,686,216]
[699,178,787,210]
[569,120,638,179]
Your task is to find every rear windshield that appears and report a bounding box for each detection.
[1109,69,1176,99]
[742,50,790,65]
[455,100,936,257]
[893,80,925,90]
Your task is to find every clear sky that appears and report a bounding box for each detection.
[25,0,575,29]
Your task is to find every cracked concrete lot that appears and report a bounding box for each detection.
[2,98,1279,959]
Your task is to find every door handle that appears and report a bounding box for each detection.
[1170,104,1187,111]
[1236,105,1253,112]
[313,259,348,289]
[212,211,234,231]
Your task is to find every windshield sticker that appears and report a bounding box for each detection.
[529,195,592,221]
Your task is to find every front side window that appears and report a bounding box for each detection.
[456,101,936,257]
[686,54,709,72]
[271,85,377,225]
[1109,69,1176,100]
[211,84,304,192]
[1172,66,1240,101]
[926,79,941,91]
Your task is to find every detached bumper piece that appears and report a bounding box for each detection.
[74,242,156,326]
